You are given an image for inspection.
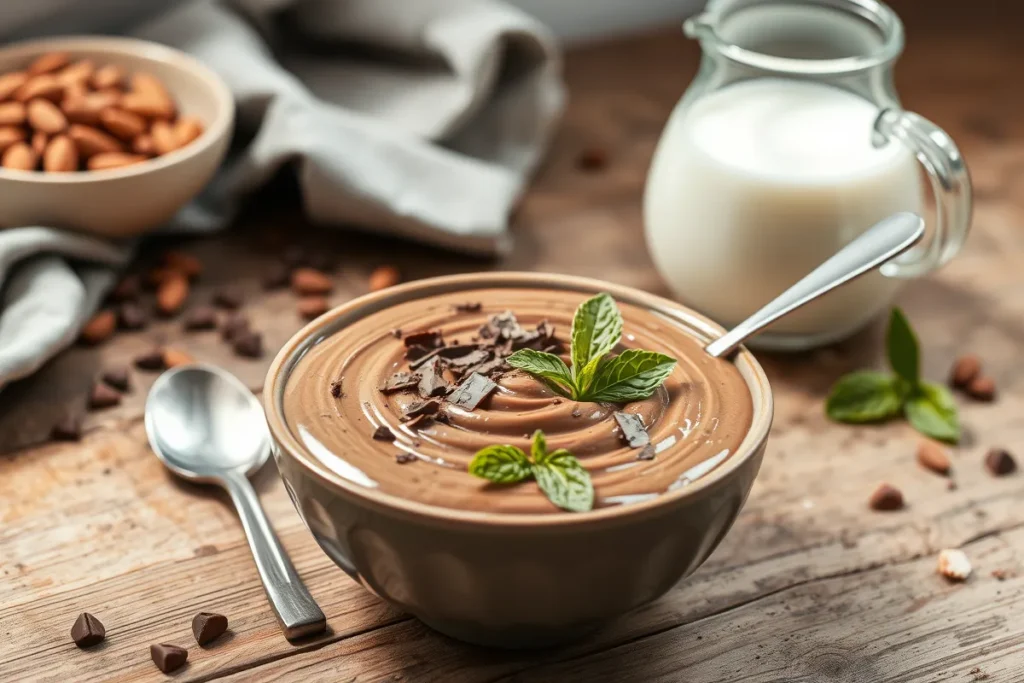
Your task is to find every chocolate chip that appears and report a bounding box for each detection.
[134,348,166,371]
[191,612,228,646]
[51,413,83,441]
[101,366,130,392]
[117,302,148,330]
[636,444,656,461]
[330,380,344,398]
[184,305,217,331]
[70,612,105,648]
[380,372,419,394]
[402,399,440,420]
[614,412,650,448]
[373,425,396,441]
[221,312,250,342]
[212,287,243,310]
[88,382,121,410]
[869,483,904,511]
[262,263,291,290]
[395,452,417,464]
[966,376,996,401]
[984,448,1016,476]
[109,275,140,303]
[448,373,497,411]
[453,302,482,313]
[950,354,981,388]
[150,643,188,673]
[403,330,443,349]
[417,357,450,398]
[233,331,263,358]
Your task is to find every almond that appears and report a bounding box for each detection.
[0,101,25,126]
[162,348,195,368]
[0,126,26,153]
[150,120,181,155]
[14,74,63,103]
[950,354,981,388]
[99,108,146,141]
[175,116,203,147]
[291,267,334,295]
[62,91,119,125]
[31,131,48,156]
[916,440,951,476]
[966,375,996,402]
[87,152,147,171]
[62,81,87,102]
[868,483,903,511]
[56,60,95,86]
[43,135,78,172]
[132,133,155,156]
[156,273,189,316]
[2,142,38,171]
[368,265,401,291]
[0,72,28,101]
[27,98,68,134]
[28,52,70,76]
[79,310,117,344]
[162,251,203,278]
[298,295,329,320]
[68,124,123,157]
[90,64,124,91]
[131,72,172,101]
[120,91,175,120]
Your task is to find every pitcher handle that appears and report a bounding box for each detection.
[873,109,972,279]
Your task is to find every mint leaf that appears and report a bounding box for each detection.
[532,450,594,512]
[530,429,547,462]
[583,349,677,403]
[468,445,532,483]
[887,308,919,385]
[905,381,960,443]
[570,293,622,386]
[506,349,575,397]
[826,371,905,423]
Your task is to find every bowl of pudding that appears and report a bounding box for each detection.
[264,272,772,647]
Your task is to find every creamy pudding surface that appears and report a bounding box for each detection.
[283,287,753,514]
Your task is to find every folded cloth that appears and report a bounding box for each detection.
[0,0,564,390]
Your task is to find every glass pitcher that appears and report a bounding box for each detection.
[643,0,971,350]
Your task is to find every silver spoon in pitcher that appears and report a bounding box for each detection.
[705,212,925,358]
[145,365,327,640]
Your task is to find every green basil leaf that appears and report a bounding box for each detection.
[570,293,622,384]
[887,308,919,385]
[468,445,533,483]
[530,429,547,462]
[826,371,904,423]
[506,349,575,398]
[532,450,594,512]
[905,381,960,443]
[582,349,676,403]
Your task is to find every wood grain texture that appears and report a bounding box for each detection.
[3,1,1024,680]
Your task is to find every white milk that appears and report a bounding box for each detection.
[644,78,923,344]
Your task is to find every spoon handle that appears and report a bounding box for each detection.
[222,470,327,640]
[704,212,926,358]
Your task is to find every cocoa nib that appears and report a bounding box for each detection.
[380,372,419,394]
[448,373,497,411]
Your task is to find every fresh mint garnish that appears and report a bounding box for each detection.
[826,307,960,442]
[506,293,676,403]
[468,430,594,512]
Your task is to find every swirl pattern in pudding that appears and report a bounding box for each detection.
[282,287,753,514]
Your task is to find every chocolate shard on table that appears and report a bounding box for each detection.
[88,381,122,410]
[614,412,650,448]
[448,372,497,411]
[150,643,188,673]
[100,366,131,392]
[192,611,229,646]
[70,612,106,648]
[380,371,419,394]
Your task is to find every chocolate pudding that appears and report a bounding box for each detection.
[282,287,753,514]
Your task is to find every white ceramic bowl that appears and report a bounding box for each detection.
[0,36,234,237]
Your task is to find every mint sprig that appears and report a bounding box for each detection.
[826,308,960,442]
[506,293,676,404]
[468,430,594,512]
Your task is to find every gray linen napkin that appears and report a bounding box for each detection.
[0,0,564,389]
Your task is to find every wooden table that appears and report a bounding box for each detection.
[3,3,1023,681]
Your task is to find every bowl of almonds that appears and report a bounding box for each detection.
[0,36,234,236]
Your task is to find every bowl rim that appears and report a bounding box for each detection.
[0,35,234,183]
[264,272,774,528]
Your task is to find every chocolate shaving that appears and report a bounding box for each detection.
[330,380,344,398]
[402,399,440,421]
[372,425,395,441]
[405,414,435,430]
[636,444,656,461]
[445,348,492,368]
[395,453,417,464]
[408,347,444,369]
[614,412,650,448]
[380,372,419,394]
[417,357,450,398]
[453,302,482,313]
[403,330,443,349]
[448,373,497,411]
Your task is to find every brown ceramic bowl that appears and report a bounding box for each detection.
[264,273,772,648]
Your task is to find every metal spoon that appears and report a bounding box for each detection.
[705,212,926,358]
[144,364,326,640]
